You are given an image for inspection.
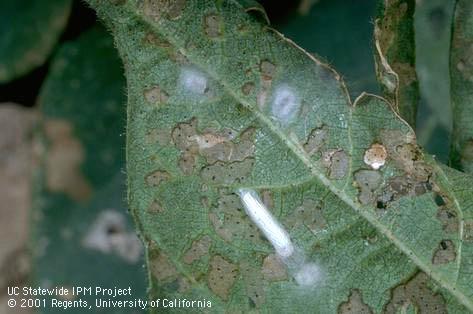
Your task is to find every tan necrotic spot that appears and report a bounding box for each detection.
[171,119,199,174]
[304,126,328,156]
[209,192,262,244]
[323,149,349,179]
[183,235,212,264]
[147,199,164,214]
[145,128,171,146]
[363,143,387,170]
[172,119,255,176]
[338,290,373,314]
[354,170,382,205]
[260,60,276,81]
[242,82,255,95]
[240,261,265,308]
[204,14,222,38]
[436,207,458,234]
[145,170,170,187]
[261,254,288,281]
[149,248,178,282]
[261,189,274,209]
[464,220,473,242]
[208,255,238,300]
[384,272,446,314]
[143,32,171,48]
[200,158,254,184]
[190,133,228,149]
[285,199,327,233]
[44,119,91,201]
[144,85,169,106]
[142,0,185,21]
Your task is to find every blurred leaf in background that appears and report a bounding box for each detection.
[0,0,72,83]
[415,0,456,163]
[276,0,379,98]
[31,26,146,313]
[0,104,36,314]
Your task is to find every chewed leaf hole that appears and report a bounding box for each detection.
[434,193,446,206]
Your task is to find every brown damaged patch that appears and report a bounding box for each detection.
[364,130,435,209]
[143,32,171,48]
[380,131,431,182]
[148,245,178,282]
[204,14,222,38]
[376,176,430,210]
[145,170,170,187]
[384,272,447,314]
[323,149,349,179]
[147,199,164,214]
[201,158,254,185]
[145,128,171,146]
[354,170,382,205]
[240,261,265,308]
[183,235,212,264]
[261,189,274,209]
[200,128,255,164]
[144,85,169,106]
[256,60,276,109]
[261,254,287,282]
[464,220,473,242]
[142,0,186,21]
[436,207,459,234]
[257,80,272,109]
[338,289,373,314]
[208,255,238,300]
[260,60,276,81]
[304,125,328,156]
[171,119,198,166]
[209,192,263,244]
[172,119,255,175]
[242,82,255,95]
[44,119,92,201]
[285,199,327,233]
[432,240,456,265]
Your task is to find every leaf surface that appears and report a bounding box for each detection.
[87,0,473,312]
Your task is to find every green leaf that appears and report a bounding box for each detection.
[374,0,419,127]
[450,0,473,173]
[32,26,146,313]
[87,0,473,311]
[0,0,72,83]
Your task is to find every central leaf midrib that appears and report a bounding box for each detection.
[122,6,473,309]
